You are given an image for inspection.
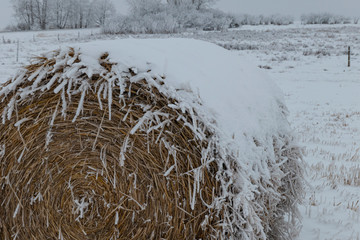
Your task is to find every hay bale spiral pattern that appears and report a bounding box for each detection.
[0,46,303,239]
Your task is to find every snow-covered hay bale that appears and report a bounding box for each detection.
[0,39,303,239]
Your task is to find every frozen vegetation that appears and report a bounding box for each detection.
[9,0,115,31]
[7,0,358,34]
[301,13,352,25]
[1,23,360,239]
[0,38,303,239]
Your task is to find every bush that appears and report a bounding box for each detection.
[228,14,294,26]
[103,5,231,34]
[104,13,179,34]
[301,13,351,25]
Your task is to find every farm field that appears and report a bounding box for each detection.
[1,24,360,239]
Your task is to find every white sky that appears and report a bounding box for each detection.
[216,0,360,17]
[0,0,12,30]
[1,0,359,30]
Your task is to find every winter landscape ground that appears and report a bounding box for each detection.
[1,24,360,239]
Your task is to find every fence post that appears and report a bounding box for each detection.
[348,46,351,67]
[16,39,19,62]
[16,39,20,62]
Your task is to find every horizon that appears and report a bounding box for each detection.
[1,0,359,30]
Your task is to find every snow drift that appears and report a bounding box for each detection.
[0,38,304,239]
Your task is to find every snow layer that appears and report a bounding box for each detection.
[77,38,287,144]
[1,25,360,239]
[0,37,302,239]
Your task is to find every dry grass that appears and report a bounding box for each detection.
[0,50,221,239]
[0,47,304,239]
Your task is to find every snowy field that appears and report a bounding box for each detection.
[1,25,360,239]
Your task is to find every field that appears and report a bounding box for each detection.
[1,24,360,239]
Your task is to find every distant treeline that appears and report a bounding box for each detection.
[229,14,294,27]
[301,13,357,25]
[7,1,360,33]
[8,0,115,31]
[103,0,296,34]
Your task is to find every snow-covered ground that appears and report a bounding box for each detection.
[267,55,360,240]
[227,26,360,240]
[1,25,360,239]
[184,26,360,238]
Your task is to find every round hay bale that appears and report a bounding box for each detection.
[0,39,304,239]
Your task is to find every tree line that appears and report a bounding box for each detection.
[164,0,217,10]
[300,13,354,25]
[103,0,227,34]
[103,0,297,34]
[12,0,357,33]
[12,0,115,30]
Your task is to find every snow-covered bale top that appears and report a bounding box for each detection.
[0,39,303,239]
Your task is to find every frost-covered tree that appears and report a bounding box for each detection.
[301,13,351,25]
[12,0,116,30]
[104,0,230,34]
[190,0,217,10]
[53,0,72,28]
[66,0,94,28]
[72,0,89,28]
[91,0,116,26]
[166,0,217,9]
[13,0,51,30]
[127,0,164,16]
[354,17,359,24]
[12,0,36,30]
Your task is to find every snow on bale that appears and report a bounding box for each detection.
[0,39,304,239]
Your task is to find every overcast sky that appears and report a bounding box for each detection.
[0,0,12,30]
[1,0,358,30]
[217,0,359,17]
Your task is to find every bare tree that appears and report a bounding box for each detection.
[32,0,50,30]
[191,0,216,10]
[66,0,90,28]
[13,0,50,30]
[91,0,116,26]
[53,0,71,29]
[12,0,36,30]
[127,0,163,15]
[167,0,217,9]
[353,17,359,24]
[12,0,116,30]
[167,0,183,6]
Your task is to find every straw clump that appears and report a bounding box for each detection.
[0,45,304,239]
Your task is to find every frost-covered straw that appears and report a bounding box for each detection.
[0,39,304,240]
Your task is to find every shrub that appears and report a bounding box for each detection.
[301,13,351,25]
[229,14,294,26]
